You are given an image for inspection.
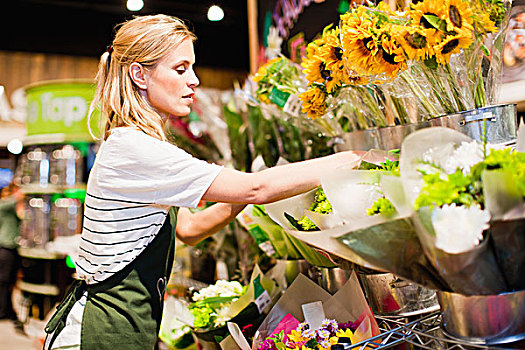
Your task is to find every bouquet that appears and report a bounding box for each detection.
[329,127,524,294]
[237,203,338,268]
[296,0,511,131]
[161,266,280,350]
[398,126,524,294]
[225,271,379,350]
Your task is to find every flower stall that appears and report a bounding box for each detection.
[159,0,524,349]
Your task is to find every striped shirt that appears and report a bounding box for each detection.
[75,127,222,285]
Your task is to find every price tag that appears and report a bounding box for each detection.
[258,241,276,257]
[254,290,272,314]
[283,93,303,116]
[302,301,325,330]
[269,87,291,108]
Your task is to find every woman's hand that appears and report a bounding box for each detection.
[175,203,246,245]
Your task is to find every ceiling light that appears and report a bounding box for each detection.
[207,5,224,21]
[7,138,23,155]
[127,0,144,11]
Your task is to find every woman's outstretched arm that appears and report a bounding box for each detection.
[175,150,365,245]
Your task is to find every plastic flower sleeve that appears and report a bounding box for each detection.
[399,127,472,206]
[482,170,525,291]
[321,169,383,224]
[411,207,508,295]
[335,217,450,291]
[159,297,195,349]
[489,209,525,291]
[265,189,318,230]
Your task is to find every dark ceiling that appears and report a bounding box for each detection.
[1,0,250,71]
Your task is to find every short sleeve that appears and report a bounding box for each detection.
[94,128,223,208]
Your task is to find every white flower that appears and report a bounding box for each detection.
[213,306,232,327]
[431,204,491,254]
[265,26,283,60]
[443,141,485,174]
[191,280,244,301]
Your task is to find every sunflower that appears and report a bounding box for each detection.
[433,28,473,64]
[286,329,307,344]
[378,33,407,79]
[302,55,326,84]
[408,0,446,30]
[395,25,436,61]
[470,2,498,35]
[306,37,324,58]
[299,87,328,119]
[443,0,474,32]
[341,11,382,76]
[319,26,343,70]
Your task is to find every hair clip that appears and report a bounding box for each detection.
[106,45,113,72]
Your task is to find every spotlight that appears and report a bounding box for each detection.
[127,0,144,11]
[7,139,23,155]
[207,5,224,21]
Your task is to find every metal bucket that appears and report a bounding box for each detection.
[334,103,517,151]
[317,267,352,294]
[430,103,518,145]
[359,272,439,317]
[334,122,431,151]
[437,289,525,345]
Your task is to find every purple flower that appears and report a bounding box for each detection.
[258,338,276,350]
[338,321,358,331]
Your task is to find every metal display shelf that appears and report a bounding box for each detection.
[347,311,516,350]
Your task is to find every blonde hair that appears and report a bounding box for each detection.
[90,14,196,141]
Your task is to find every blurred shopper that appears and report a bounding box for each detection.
[0,181,23,320]
[44,14,363,350]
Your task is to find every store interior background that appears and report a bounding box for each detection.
[0,1,253,347]
[0,0,252,191]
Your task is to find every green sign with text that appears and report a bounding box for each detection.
[25,80,101,140]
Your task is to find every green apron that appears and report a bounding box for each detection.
[45,208,177,350]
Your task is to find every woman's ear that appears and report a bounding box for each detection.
[129,62,148,89]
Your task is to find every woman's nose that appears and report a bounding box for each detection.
[188,69,200,88]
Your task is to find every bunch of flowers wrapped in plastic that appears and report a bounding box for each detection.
[298,0,509,130]
[258,318,357,350]
[190,280,246,329]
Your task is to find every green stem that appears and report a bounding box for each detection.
[400,72,440,117]
[444,63,467,111]
[475,75,487,108]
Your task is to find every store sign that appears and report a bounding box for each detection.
[260,0,341,64]
[25,81,100,140]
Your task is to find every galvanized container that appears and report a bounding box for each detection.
[334,104,518,151]
[438,289,525,346]
[430,103,518,145]
[358,272,439,317]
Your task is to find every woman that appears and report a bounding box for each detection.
[44,14,362,350]
[0,182,23,321]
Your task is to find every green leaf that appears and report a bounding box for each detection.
[481,43,490,57]
[422,14,447,32]
[284,212,303,231]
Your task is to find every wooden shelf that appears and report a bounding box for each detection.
[16,281,60,296]
[20,183,86,195]
[18,247,66,260]
[499,80,525,112]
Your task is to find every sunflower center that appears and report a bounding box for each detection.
[334,47,343,60]
[382,49,397,65]
[404,32,427,49]
[421,12,437,29]
[449,5,462,28]
[361,37,373,51]
[319,62,331,80]
[441,39,459,54]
